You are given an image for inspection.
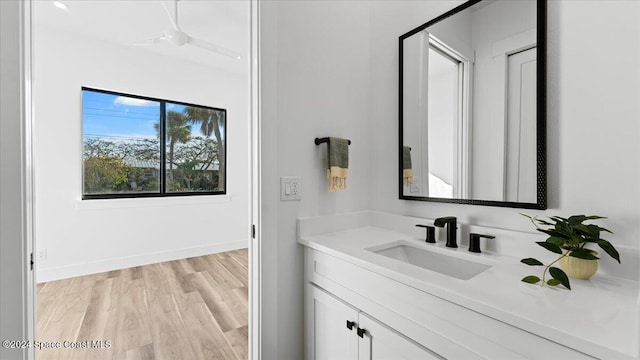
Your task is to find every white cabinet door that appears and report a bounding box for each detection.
[308,283,444,360]
[307,285,359,360]
[358,313,444,360]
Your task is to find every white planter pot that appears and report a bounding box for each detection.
[559,250,598,279]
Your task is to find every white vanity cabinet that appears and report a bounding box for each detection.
[304,246,598,360]
[308,284,443,360]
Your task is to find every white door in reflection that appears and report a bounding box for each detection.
[505,47,537,203]
[427,46,461,198]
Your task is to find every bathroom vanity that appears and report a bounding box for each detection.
[300,2,640,358]
[299,212,639,359]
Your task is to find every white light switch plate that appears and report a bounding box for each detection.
[280,176,302,201]
[410,176,420,193]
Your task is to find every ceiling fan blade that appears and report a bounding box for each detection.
[129,36,165,47]
[188,36,242,60]
[161,0,181,31]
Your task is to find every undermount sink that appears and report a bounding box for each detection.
[367,240,492,280]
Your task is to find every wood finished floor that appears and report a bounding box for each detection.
[36,249,248,360]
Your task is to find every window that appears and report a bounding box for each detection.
[82,88,226,199]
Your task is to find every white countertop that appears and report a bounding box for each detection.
[299,226,640,359]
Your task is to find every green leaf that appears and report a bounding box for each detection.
[521,213,553,226]
[546,237,566,247]
[567,215,605,225]
[595,225,613,234]
[567,215,587,224]
[566,234,582,248]
[522,276,541,284]
[555,221,574,237]
[547,279,561,286]
[568,249,599,260]
[549,267,571,290]
[549,216,568,223]
[573,224,599,238]
[537,228,570,239]
[597,240,621,263]
[521,258,544,266]
[520,213,535,221]
[536,219,554,226]
[536,241,563,254]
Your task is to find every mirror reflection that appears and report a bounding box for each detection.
[401,0,543,207]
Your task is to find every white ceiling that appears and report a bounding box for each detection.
[34,0,250,72]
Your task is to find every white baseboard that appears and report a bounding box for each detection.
[36,239,248,283]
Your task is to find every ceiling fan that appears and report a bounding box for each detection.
[131,0,241,60]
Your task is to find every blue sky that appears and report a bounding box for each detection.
[82,90,195,140]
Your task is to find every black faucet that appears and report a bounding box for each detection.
[434,216,457,248]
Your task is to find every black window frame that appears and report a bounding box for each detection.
[81,87,227,200]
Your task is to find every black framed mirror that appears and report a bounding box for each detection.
[399,0,546,209]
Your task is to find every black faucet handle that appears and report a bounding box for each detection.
[469,233,495,253]
[416,224,436,243]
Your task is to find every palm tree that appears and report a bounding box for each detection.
[184,106,225,190]
[155,111,191,188]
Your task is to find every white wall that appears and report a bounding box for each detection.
[429,6,473,59]
[1,1,32,358]
[260,1,372,359]
[34,22,250,282]
[262,0,640,357]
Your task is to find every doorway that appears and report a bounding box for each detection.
[28,1,259,359]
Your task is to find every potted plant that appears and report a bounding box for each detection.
[520,214,620,290]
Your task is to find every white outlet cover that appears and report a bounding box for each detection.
[36,249,47,261]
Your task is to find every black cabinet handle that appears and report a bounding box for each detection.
[357,327,366,338]
[346,320,356,330]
